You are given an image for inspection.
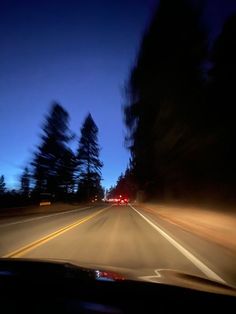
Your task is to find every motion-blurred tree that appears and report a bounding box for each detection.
[109,167,136,200]
[0,175,6,195]
[124,0,206,199]
[77,114,103,201]
[32,103,75,198]
[20,167,30,197]
[57,148,76,194]
[206,13,236,192]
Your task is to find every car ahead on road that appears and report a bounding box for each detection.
[115,198,129,205]
[118,197,128,205]
[0,258,235,313]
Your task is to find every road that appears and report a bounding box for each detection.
[0,203,235,287]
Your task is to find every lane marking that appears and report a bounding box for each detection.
[129,204,226,284]
[0,206,93,228]
[3,206,111,258]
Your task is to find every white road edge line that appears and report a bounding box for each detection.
[0,206,93,228]
[129,204,226,284]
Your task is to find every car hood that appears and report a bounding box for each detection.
[0,257,236,297]
[66,259,236,296]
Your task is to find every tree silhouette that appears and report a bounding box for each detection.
[205,13,236,194]
[109,166,136,200]
[32,102,74,198]
[0,175,6,195]
[20,167,30,196]
[77,114,103,201]
[124,0,206,199]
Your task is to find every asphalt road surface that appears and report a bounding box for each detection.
[0,204,235,287]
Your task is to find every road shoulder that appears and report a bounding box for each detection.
[134,202,236,253]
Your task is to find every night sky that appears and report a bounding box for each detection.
[1,0,236,190]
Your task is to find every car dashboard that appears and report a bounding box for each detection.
[0,259,235,313]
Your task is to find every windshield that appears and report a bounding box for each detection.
[0,0,236,289]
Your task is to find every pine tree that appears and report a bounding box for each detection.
[0,175,6,195]
[206,14,236,189]
[124,0,206,198]
[57,148,76,194]
[20,167,30,196]
[32,103,74,198]
[77,114,103,201]
[109,166,136,200]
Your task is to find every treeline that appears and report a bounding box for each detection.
[0,103,103,208]
[123,0,236,203]
[107,166,137,200]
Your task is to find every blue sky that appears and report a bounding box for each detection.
[0,0,155,189]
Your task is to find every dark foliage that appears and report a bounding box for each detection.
[204,14,236,191]
[0,175,6,195]
[77,114,103,201]
[32,103,75,199]
[124,0,207,200]
[20,167,30,197]
[108,166,137,200]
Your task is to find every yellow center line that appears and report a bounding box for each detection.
[3,207,109,258]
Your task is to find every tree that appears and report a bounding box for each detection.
[20,167,30,196]
[205,14,236,193]
[32,102,74,198]
[108,166,137,200]
[77,114,103,201]
[124,0,206,199]
[0,175,6,195]
[57,148,76,194]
